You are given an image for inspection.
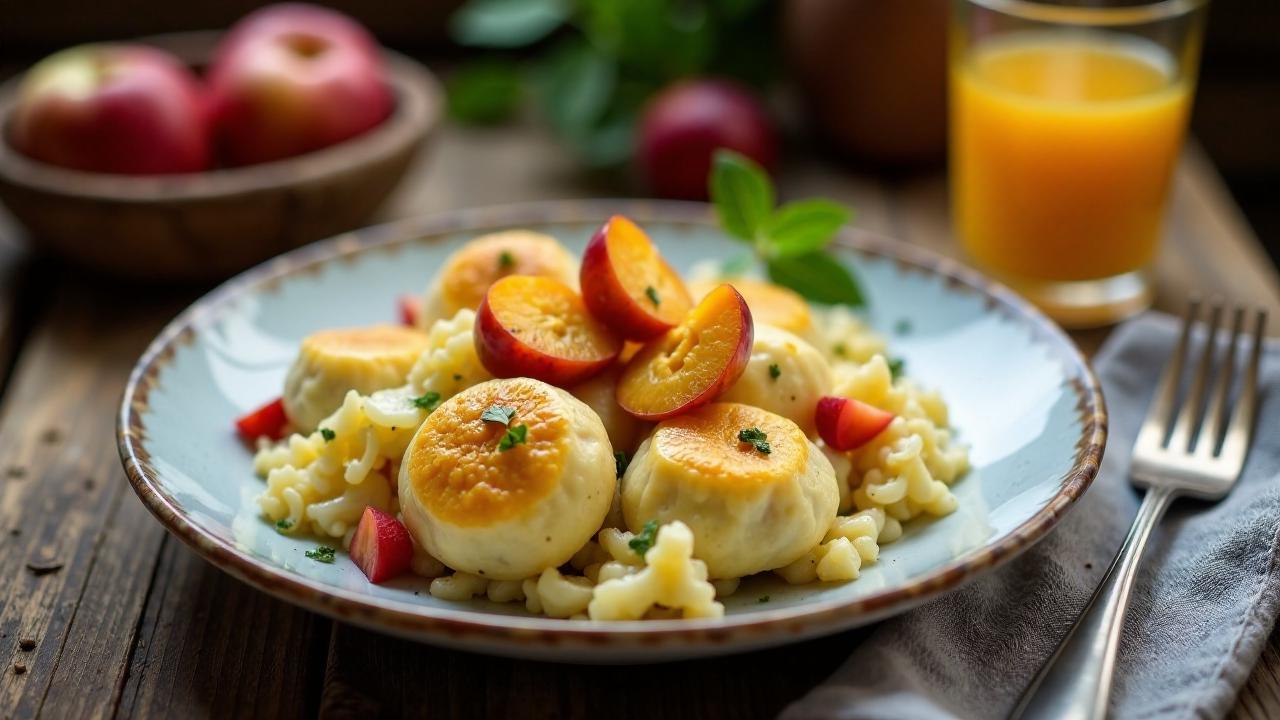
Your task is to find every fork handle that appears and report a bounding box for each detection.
[1010,486,1176,720]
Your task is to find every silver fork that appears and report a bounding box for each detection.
[1012,300,1268,720]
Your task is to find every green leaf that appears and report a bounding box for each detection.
[614,451,630,479]
[450,0,569,48]
[481,405,516,425]
[533,40,616,136]
[446,60,522,125]
[319,428,336,442]
[713,0,767,19]
[710,150,774,242]
[305,546,336,563]
[569,109,636,168]
[499,423,529,451]
[764,200,852,258]
[579,0,713,81]
[412,391,442,411]
[767,251,867,308]
[629,519,659,558]
[888,357,905,380]
[736,426,771,454]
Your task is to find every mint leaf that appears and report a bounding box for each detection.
[710,149,774,243]
[767,252,866,308]
[481,405,517,425]
[450,0,569,48]
[498,423,528,451]
[765,199,852,258]
[446,60,522,124]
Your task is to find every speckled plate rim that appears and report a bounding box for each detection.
[117,199,1107,656]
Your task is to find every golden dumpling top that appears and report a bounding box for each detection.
[300,325,430,362]
[649,402,808,492]
[403,377,572,528]
[436,231,578,318]
[283,324,431,431]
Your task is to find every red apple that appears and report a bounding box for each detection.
[475,275,622,386]
[350,506,413,584]
[7,44,210,174]
[616,284,754,421]
[207,3,393,165]
[815,396,894,451]
[580,215,693,341]
[637,79,777,200]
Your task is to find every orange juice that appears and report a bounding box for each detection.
[952,35,1192,282]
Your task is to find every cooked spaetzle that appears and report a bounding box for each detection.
[246,231,970,622]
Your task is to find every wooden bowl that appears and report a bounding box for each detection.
[0,32,441,281]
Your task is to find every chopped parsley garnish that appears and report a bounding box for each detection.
[481,405,517,425]
[275,519,294,532]
[758,595,771,604]
[737,427,771,455]
[645,286,661,306]
[319,428,336,442]
[894,318,913,335]
[498,423,528,451]
[498,250,515,269]
[833,343,848,358]
[629,520,659,558]
[305,546,336,563]
[888,357,905,380]
[768,363,781,380]
[412,391,442,411]
[614,451,630,479]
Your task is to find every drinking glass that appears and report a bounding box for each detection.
[950,0,1208,327]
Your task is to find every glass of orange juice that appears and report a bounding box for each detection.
[950,0,1207,327]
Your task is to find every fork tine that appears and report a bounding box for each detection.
[1170,300,1221,453]
[1200,305,1245,458]
[1220,309,1267,469]
[1135,298,1198,454]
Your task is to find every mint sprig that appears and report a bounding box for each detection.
[709,150,865,308]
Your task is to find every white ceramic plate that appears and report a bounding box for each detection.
[119,200,1105,663]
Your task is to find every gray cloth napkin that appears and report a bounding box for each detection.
[783,312,1280,720]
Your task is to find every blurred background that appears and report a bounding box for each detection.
[0,0,1275,266]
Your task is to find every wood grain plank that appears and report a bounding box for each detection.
[36,489,166,719]
[0,277,177,719]
[320,623,871,720]
[0,232,33,397]
[115,536,330,719]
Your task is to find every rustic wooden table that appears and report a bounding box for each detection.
[1,123,1278,719]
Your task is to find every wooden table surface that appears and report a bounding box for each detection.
[1,122,1278,719]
